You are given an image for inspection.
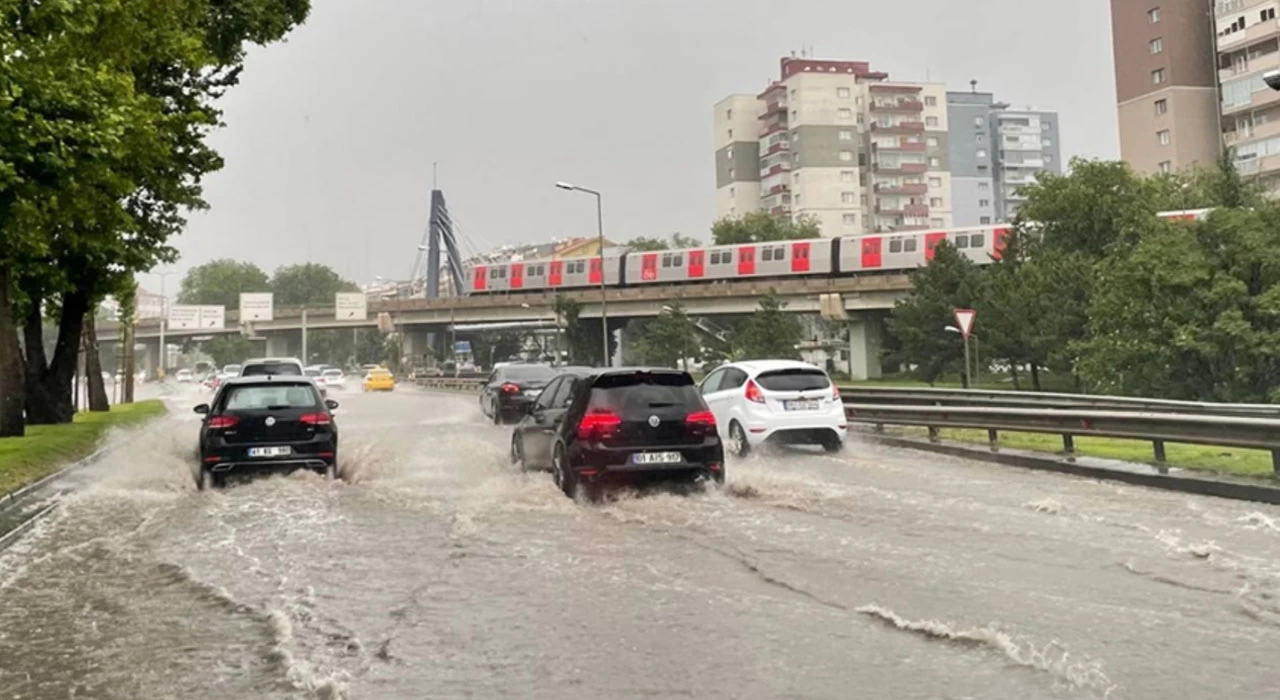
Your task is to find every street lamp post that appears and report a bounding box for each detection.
[556,181,609,366]
[156,270,175,379]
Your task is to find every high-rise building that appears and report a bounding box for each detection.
[1110,0,1221,176]
[947,91,1063,225]
[1216,0,1280,187]
[714,56,952,235]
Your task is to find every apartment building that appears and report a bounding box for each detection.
[714,56,952,235]
[1216,0,1280,187]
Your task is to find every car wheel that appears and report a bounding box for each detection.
[823,436,844,454]
[553,444,578,499]
[727,421,751,458]
[712,465,726,485]
[325,463,339,480]
[199,469,214,491]
[491,401,503,425]
[511,434,526,470]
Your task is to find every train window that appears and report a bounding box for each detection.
[710,251,721,265]
[762,248,773,262]
[970,233,985,248]
[674,254,683,266]
[889,239,903,254]
[774,245,785,259]
[955,235,970,249]
[489,268,499,279]
[662,254,671,269]
[904,238,918,252]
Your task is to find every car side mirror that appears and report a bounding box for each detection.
[325,399,340,410]
[525,402,537,415]
[193,404,210,415]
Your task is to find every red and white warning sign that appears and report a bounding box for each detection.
[953,308,976,340]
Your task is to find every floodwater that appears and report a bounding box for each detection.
[3,385,1280,699]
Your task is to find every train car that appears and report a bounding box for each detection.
[622,239,835,286]
[1158,208,1214,222]
[837,225,1011,275]
[466,254,625,294]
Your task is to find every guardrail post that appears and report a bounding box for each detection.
[927,426,940,443]
[987,428,999,452]
[1062,434,1075,462]
[1272,449,1280,477]
[873,423,885,434]
[1153,440,1168,474]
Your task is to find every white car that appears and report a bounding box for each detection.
[321,368,346,389]
[698,360,845,456]
[175,369,194,383]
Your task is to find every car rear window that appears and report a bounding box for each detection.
[241,363,302,376]
[590,372,703,416]
[222,384,317,411]
[322,369,343,377]
[502,365,557,381]
[755,368,831,392]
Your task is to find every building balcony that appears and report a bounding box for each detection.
[766,183,790,196]
[875,139,927,152]
[759,120,789,138]
[870,121,925,133]
[760,163,792,178]
[874,182,928,195]
[761,99,787,117]
[1218,17,1280,50]
[874,162,929,175]
[769,206,792,217]
[1220,50,1280,84]
[764,141,791,156]
[870,99,924,113]
[903,203,930,217]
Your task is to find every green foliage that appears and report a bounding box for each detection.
[271,263,360,306]
[1014,159,1165,257]
[711,212,819,245]
[634,302,697,369]
[625,237,670,252]
[886,243,983,385]
[468,331,526,369]
[204,334,254,368]
[732,291,803,361]
[554,295,598,365]
[178,259,271,309]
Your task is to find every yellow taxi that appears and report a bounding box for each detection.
[362,368,395,392]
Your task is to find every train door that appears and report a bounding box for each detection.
[992,227,1011,260]
[860,237,882,269]
[791,242,811,273]
[589,257,603,284]
[737,246,756,275]
[472,266,487,292]
[510,263,524,290]
[925,232,947,261]
[688,250,705,278]
[549,260,563,287]
[641,253,659,281]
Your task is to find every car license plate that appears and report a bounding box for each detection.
[248,446,292,457]
[785,400,820,411]
[524,390,541,399]
[632,451,682,465]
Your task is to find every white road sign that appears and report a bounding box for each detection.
[240,292,274,322]
[335,292,367,321]
[199,305,226,330]
[953,308,976,340]
[167,305,201,330]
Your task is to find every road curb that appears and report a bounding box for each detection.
[861,432,1280,505]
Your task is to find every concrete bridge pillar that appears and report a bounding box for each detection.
[401,328,430,367]
[847,316,884,381]
[139,339,159,379]
[264,333,290,358]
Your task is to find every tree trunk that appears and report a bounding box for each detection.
[83,314,109,412]
[1010,363,1021,391]
[23,289,88,424]
[1030,363,1043,392]
[122,318,135,404]
[0,265,25,437]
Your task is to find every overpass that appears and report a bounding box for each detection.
[98,273,914,379]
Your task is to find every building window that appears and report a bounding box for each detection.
[927,136,939,147]
[930,218,945,227]
[929,177,942,187]
[1158,160,1172,173]
[794,194,801,205]
[1265,7,1277,21]
[979,199,990,207]
[1150,37,1163,54]
[726,108,733,119]
[974,116,984,127]
[926,96,937,106]
[977,133,986,142]
[930,197,943,207]
[790,109,798,121]
[978,181,990,191]
[839,151,854,162]
[841,192,856,203]
[1152,68,1166,84]
[727,149,733,159]
[841,170,855,182]
[730,187,735,197]
[1155,98,1168,115]
[1042,138,1052,147]
[977,149,987,158]
[728,167,734,178]
[728,129,733,139]
[842,213,857,225]
[1148,7,1159,23]
[927,116,939,127]
[929,157,941,167]
[838,108,853,120]
[1158,129,1171,145]
[790,88,797,101]
[837,87,851,98]
[839,129,853,141]
[1045,154,1053,163]
[857,113,865,125]
[980,216,992,224]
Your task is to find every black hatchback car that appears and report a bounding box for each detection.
[510,367,724,498]
[194,376,340,490]
[480,363,559,425]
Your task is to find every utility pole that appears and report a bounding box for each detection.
[301,309,309,365]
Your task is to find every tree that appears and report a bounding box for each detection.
[271,263,360,306]
[204,335,254,369]
[555,295,599,365]
[1075,206,1280,402]
[887,243,984,385]
[711,212,820,245]
[625,237,670,252]
[178,260,271,310]
[634,302,697,369]
[468,331,526,369]
[733,291,803,361]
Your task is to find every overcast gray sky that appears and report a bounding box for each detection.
[143,0,1118,293]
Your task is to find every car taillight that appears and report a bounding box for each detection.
[300,412,332,426]
[577,409,621,442]
[745,379,765,404]
[208,416,239,429]
[831,385,840,400]
[501,383,521,393]
[685,410,716,436]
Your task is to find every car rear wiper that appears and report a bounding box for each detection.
[647,402,678,408]
[266,404,293,410]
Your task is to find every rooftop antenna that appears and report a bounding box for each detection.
[970,79,978,93]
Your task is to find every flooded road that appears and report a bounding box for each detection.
[3,386,1280,699]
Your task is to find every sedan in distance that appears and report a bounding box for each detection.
[513,367,724,499]
[363,368,395,392]
[193,377,340,490]
[175,369,194,383]
[480,363,558,425]
[322,368,346,389]
[699,360,845,457]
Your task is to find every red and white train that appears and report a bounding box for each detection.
[466,225,1012,294]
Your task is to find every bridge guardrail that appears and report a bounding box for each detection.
[414,377,486,393]
[844,403,1280,475]
[840,386,1280,418]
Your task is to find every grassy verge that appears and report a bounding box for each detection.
[888,426,1276,479]
[0,400,168,497]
